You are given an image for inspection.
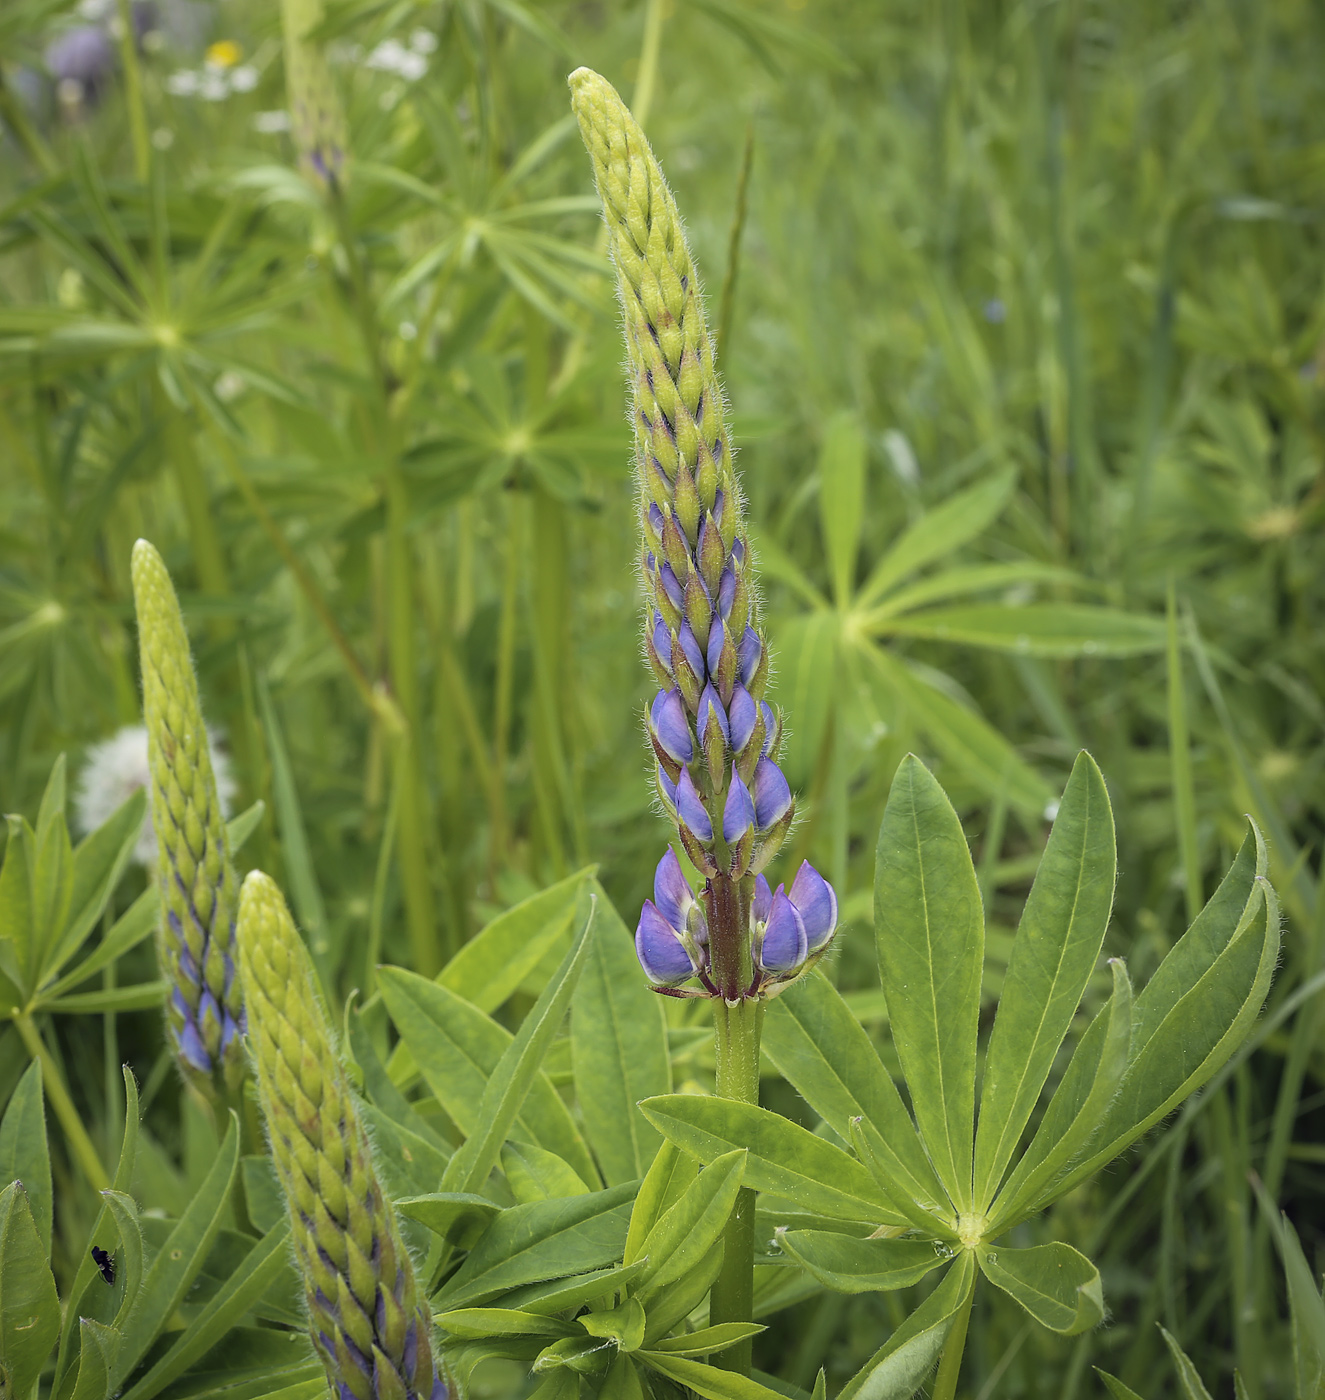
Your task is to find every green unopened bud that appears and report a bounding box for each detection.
[236,872,447,1400]
[131,539,244,1099]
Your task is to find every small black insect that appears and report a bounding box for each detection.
[91,1246,115,1285]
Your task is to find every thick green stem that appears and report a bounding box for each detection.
[13,1013,109,1194]
[931,1272,976,1400]
[708,889,763,1381]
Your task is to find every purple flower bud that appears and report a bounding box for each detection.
[753,873,773,925]
[697,683,730,746]
[654,848,695,932]
[718,569,737,619]
[790,861,838,952]
[728,685,757,753]
[650,688,693,764]
[179,1021,212,1073]
[199,988,222,1037]
[45,26,114,91]
[732,537,745,566]
[675,767,714,843]
[723,766,756,843]
[660,563,685,612]
[648,503,665,536]
[752,756,793,830]
[759,890,808,974]
[707,617,727,677]
[657,763,677,807]
[221,1013,242,1054]
[171,987,190,1021]
[760,701,778,754]
[636,900,697,985]
[738,627,761,686]
[651,614,672,671]
[678,620,706,680]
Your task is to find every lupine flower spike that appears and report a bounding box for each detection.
[281,0,348,189]
[131,540,245,1099]
[237,872,448,1400]
[570,69,838,1000]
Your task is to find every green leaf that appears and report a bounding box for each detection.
[435,1308,573,1340]
[857,468,1016,608]
[225,802,266,853]
[570,880,669,1186]
[651,1324,766,1356]
[838,1253,976,1400]
[38,888,156,1003]
[438,868,590,1014]
[640,1238,724,1345]
[1250,1178,1325,1399]
[0,818,35,998]
[878,604,1168,658]
[864,646,1052,817]
[0,1181,60,1400]
[47,787,145,982]
[775,612,840,789]
[240,1156,284,1236]
[633,1149,745,1301]
[441,906,599,1194]
[118,1219,295,1400]
[763,971,947,1219]
[973,752,1116,1209]
[639,1350,792,1400]
[0,1061,50,1255]
[379,967,596,1187]
[639,1095,897,1224]
[397,1192,501,1249]
[579,1296,645,1351]
[874,755,983,1213]
[1053,830,1277,1200]
[624,1140,696,1267]
[111,1114,239,1387]
[599,1353,646,1400]
[43,981,167,1014]
[819,411,868,608]
[30,759,73,990]
[989,958,1132,1229]
[860,562,1083,625]
[778,1232,949,1294]
[501,1142,589,1204]
[1159,1326,1215,1400]
[1095,1370,1149,1400]
[100,1189,144,1331]
[433,1182,637,1309]
[501,1261,648,1317]
[69,1318,118,1400]
[978,1241,1103,1335]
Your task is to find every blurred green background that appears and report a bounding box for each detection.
[1,0,1323,1394]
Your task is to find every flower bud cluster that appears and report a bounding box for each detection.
[635,849,838,997]
[131,540,245,1097]
[570,67,794,884]
[237,872,448,1400]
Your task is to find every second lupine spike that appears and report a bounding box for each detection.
[131,539,245,1099]
[570,68,838,998]
[237,872,448,1400]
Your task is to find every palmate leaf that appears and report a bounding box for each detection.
[877,603,1168,658]
[978,1241,1103,1335]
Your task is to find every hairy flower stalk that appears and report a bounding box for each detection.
[571,67,839,1376]
[237,872,447,1400]
[569,68,838,1005]
[132,539,245,1102]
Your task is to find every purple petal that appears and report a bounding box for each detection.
[728,685,757,752]
[790,861,838,952]
[198,988,221,1033]
[760,701,777,754]
[221,1014,242,1053]
[675,768,714,843]
[707,617,727,676]
[648,503,665,535]
[171,987,190,1021]
[661,563,684,611]
[223,951,236,996]
[759,890,808,974]
[732,536,745,565]
[718,569,737,619]
[738,627,761,685]
[652,615,673,670]
[697,683,730,745]
[654,848,694,931]
[657,763,677,806]
[722,766,755,843]
[636,900,697,985]
[752,756,793,830]
[179,1021,211,1073]
[678,620,706,679]
[431,1376,449,1400]
[650,688,693,764]
[753,873,772,925]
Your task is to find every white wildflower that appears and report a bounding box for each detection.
[253,109,292,134]
[75,724,236,866]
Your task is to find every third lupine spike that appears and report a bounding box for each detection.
[570,68,837,1001]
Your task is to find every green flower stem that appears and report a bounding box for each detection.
[931,1274,977,1400]
[631,0,666,131]
[12,1012,109,1194]
[0,69,57,174]
[114,0,150,180]
[711,991,763,1376]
